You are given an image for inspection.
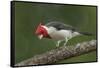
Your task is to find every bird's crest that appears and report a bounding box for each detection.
[35,23,43,34]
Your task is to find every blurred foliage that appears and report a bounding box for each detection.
[13,1,97,64]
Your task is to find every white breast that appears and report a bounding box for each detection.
[47,27,73,40]
[42,26,80,41]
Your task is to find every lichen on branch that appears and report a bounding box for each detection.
[15,40,96,66]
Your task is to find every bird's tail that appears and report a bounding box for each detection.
[79,32,93,36]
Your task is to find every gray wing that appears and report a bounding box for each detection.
[45,21,76,31]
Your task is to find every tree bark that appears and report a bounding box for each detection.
[15,40,97,66]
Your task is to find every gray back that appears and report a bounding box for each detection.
[46,21,76,31]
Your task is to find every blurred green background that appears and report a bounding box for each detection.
[14,1,97,64]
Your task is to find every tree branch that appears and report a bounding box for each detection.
[15,40,96,66]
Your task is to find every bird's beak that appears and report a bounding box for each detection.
[38,34,43,39]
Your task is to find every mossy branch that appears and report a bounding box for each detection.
[15,40,96,66]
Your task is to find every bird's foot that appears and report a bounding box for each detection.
[63,42,68,48]
[63,44,67,48]
[55,44,59,49]
[56,41,62,47]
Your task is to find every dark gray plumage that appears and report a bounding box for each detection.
[45,21,76,31]
[45,21,92,36]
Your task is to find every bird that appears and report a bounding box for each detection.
[35,21,92,47]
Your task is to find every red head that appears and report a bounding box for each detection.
[35,23,48,39]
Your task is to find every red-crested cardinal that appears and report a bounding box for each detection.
[35,21,92,47]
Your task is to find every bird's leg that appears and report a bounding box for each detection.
[56,40,62,47]
[63,38,69,46]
